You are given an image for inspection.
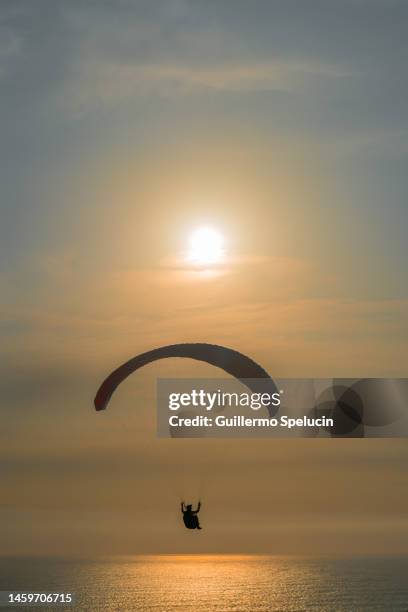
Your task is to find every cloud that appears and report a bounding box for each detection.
[60,59,349,113]
[54,1,354,114]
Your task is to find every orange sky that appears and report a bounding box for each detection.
[1,1,407,557]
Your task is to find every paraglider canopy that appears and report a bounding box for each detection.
[94,342,278,416]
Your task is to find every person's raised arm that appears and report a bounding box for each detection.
[195,501,201,513]
[181,502,185,513]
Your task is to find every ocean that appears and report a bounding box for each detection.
[0,555,407,611]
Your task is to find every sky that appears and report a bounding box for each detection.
[0,0,407,557]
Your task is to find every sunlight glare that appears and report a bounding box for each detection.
[187,227,225,266]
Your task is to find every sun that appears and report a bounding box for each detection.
[187,226,225,266]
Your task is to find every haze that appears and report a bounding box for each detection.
[0,0,407,557]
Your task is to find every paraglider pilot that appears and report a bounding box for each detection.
[181,501,202,529]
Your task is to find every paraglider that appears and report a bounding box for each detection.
[181,501,202,530]
[94,342,278,415]
[93,343,277,532]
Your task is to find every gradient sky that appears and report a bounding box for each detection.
[1,0,407,556]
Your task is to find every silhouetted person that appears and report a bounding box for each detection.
[181,501,202,529]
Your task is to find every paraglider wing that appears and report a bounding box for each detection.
[94,343,278,416]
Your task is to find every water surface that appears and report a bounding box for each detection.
[1,555,407,611]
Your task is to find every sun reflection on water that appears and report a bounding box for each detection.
[64,554,408,611]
